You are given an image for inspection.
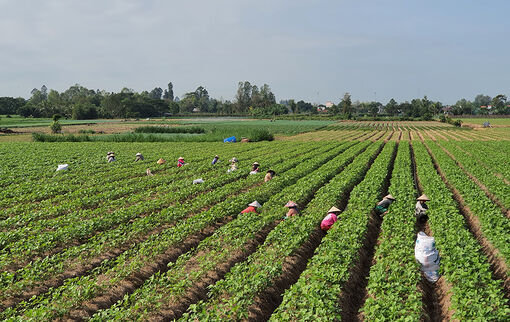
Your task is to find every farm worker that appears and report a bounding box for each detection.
[212,155,220,165]
[106,151,116,163]
[283,201,299,219]
[157,158,166,165]
[415,231,441,283]
[177,157,187,167]
[375,194,396,217]
[250,162,260,174]
[241,201,262,214]
[321,206,341,231]
[146,168,153,176]
[135,153,144,161]
[415,194,430,221]
[264,169,275,182]
[227,158,238,173]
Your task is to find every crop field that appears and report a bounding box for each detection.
[0,124,509,321]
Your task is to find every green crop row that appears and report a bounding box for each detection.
[455,141,510,182]
[0,143,304,271]
[427,141,510,269]
[2,142,351,320]
[180,141,383,321]
[0,141,332,311]
[0,142,294,240]
[361,142,423,320]
[89,140,369,321]
[440,141,510,210]
[0,141,271,207]
[269,142,396,321]
[413,141,509,320]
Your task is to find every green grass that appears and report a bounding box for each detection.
[0,115,107,128]
[458,118,510,125]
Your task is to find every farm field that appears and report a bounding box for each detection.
[0,122,509,320]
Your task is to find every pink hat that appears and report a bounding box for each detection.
[285,201,298,208]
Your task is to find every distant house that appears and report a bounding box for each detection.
[316,104,327,112]
[325,101,334,108]
[441,106,453,114]
[192,107,201,113]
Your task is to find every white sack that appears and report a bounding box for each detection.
[56,164,69,171]
[415,231,440,283]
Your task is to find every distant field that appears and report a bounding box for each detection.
[0,115,107,128]
[458,117,510,126]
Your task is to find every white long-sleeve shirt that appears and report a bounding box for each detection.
[415,201,428,218]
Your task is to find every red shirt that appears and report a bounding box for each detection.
[177,160,185,167]
[241,206,257,214]
[321,213,338,231]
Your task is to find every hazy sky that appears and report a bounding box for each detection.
[1,0,509,104]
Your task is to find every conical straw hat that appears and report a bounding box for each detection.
[249,201,262,208]
[328,206,341,213]
[253,162,260,165]
[384,194,396,200]
[417,194,430,201]
[285,201,298,208]
[157,158,166,164]
[136,153,142,156]
[178,157,184,160]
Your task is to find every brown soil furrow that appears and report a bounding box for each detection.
[150,221,280,321]
[410,141,454,321]
[0,181,264,311]
[65,216,235,321]
[416,131,426,142]
[431,130,449,141]
[436,142,509,218]
[2,177,257,275]
[424,130,436,141]
[422,142,510,298]
[245,142,388,321]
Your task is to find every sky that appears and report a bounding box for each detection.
[1,0,509,104]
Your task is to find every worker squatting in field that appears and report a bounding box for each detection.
[375,194,396,217]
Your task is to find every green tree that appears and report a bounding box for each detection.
[492,94,508,114]
[340,93,352,118]
[163,82,174,101]
[149,87,163,100]
[49,114,62,133]
[385,98,399,115]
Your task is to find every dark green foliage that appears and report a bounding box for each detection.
[133,126,206,134]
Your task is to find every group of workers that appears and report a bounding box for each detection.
[374,193,439,283]
[106,152,276,181]
[240,193,439,283]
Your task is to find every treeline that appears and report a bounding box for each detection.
[0,82,508,119]
[0,82,285,120]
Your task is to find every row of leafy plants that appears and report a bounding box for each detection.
[179,141,383,320]
[454,141,510,182]
[0,141,324,306]
[89,139,370,321]
[0,141,272,207]
[360,142,424,319]
[269,141,396,321]
[427,141,510,270]
[0,142,292,239]
[440,141,510,210]
[0,141,350,319]
[413,141,509,320]
[0,143,304,271]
